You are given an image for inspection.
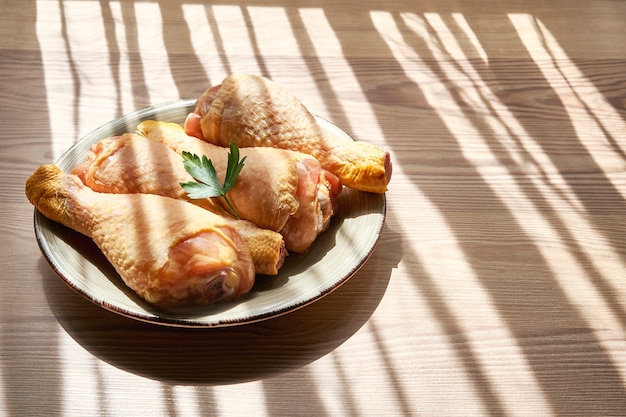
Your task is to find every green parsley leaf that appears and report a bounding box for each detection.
[180,142,246,219]
[224,141,247,192]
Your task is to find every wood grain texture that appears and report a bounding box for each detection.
[2,0,626,416]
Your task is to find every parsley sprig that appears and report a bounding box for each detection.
[180,141,246,219]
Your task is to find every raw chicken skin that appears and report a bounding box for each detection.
[71,133,287,275]
[136,120,341,253]
[26,164,255,309]
[73,135,226,215]
[185,73,392,194]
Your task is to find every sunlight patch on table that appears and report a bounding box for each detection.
[419,12,626,309]
[36,0,118,159]
[0,363,6,416]
[316,325,413,416]
[58,332,99,415]
[309,351,356,416]
[509,14,626,183]
[299,8,389,149]
[58,332,102,415]
[182,4,230,84]
[371,10,557,416]
[58,330,169,415]
[134,2,180,103]
[107,1,141,114]
[54,330,271,417]
[391,9,626,386]
[210,6,264,76]
[508,11,626,319]
[212,382,268,417]
[246,6,327,112]
[170,386,202,417]
[450,13,489,64]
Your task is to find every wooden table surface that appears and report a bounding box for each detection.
[3,0,626,415]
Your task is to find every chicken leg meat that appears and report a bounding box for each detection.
[184,73,392,194]
[26,164,255,310]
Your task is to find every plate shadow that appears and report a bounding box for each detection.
[41,221,401,385]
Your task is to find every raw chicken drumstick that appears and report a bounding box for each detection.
[26,164,255,309]
[136,120,341,253]
[71,133,287,275]
[184,73,392,194]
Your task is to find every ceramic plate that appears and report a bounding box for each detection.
[34,99,386,327]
